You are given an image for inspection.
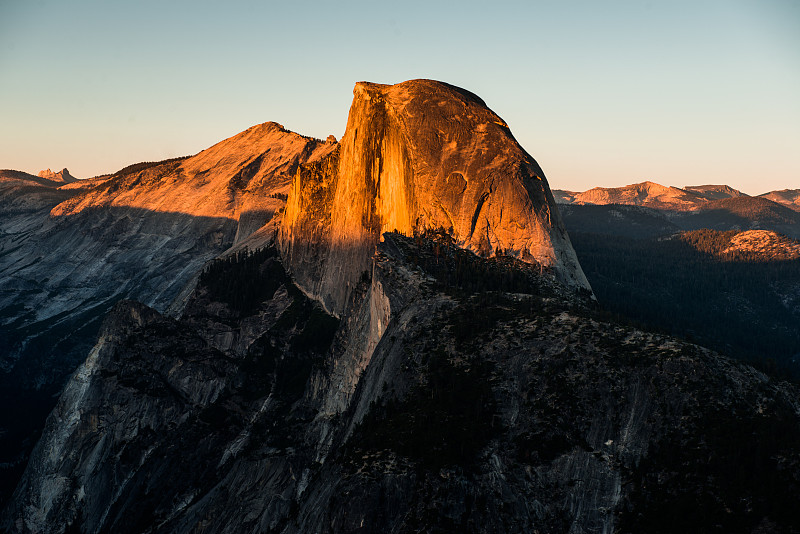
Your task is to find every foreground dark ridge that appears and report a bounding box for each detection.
[4,233,799,533]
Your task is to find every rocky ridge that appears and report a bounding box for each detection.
[760,189,800,212]
[1,121,331,384]
[4,232,799,534]
[683,229,800,261]
[553,181,710,211]
[0,123,332,503]
[684,183,745,201]
[555,182,800,240]
[554,181,796,213]
[36,169,77,184]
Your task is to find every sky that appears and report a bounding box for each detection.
[1,0,798,195]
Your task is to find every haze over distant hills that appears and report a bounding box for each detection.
[554,181,800,240]
[554,181,800,212]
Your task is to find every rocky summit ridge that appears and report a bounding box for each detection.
[553,181,742,211]
[554,181,800,214]
[36,168,77,184]
[280,79,590,315]
[760,189,800,211]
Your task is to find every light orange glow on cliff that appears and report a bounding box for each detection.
[49,122,336,222]
[279,80,592,315]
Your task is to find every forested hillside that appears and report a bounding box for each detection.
[570,230,800,378]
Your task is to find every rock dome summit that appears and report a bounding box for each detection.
[281,79,591,314]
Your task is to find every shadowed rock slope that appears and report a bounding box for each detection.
[0,123,333,504]
[1,121,332,388]
[4,233,799,534]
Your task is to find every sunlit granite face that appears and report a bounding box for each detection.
[281,79,591,315]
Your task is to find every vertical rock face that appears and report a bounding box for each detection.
[281,79,590,315]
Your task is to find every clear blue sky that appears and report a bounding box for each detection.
[1,0,798,194]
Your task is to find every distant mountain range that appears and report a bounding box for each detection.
[554,181,800,212]
[554,181,800,240]
[554,180,800,380]
[760,189,800,211]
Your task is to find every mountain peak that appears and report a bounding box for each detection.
[759,189,800,211]
[280,79,591,314]
[562,181,700,210]
[37,168,77,183]
[683,184,745,201]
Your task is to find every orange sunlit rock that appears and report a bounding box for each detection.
[280,79,590,315]
[50,122,335,225]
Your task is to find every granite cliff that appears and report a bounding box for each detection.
[0,79,588,508]
[280,80,589,315]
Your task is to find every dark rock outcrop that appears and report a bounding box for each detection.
[4,234,799,534]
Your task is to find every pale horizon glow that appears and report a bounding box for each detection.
[1,1,798,196]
